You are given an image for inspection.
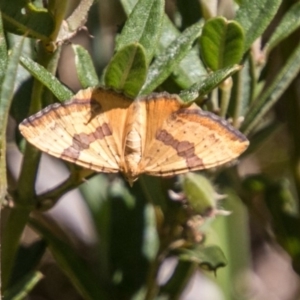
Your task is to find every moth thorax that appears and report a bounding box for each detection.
[124,128,142,167]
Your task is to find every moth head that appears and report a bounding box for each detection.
[124,174,138,187]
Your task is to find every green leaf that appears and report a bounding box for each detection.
[3,271,43,300]
[235,0,282,52]
[104,43,147,97]
[0,38,24,204]
[178,245,227,271]
[0,15,8,84]
[159,18,206,90]
[140,21,203,95]
[116,0,164,65]
[107,179,159,296]
[120,0,207,89]
[241,41,300,135]
[199,17,244,71]
[264,2,300,53]
[29,218,109,300]
[19,55,73,101]
[179,64,241,102]
[73,44,99,88]
[0,0,55,40]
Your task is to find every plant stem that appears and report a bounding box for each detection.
[1,207,31,289]
[232,69,243,128]
[219,77,232,117]
[144,257,161,300]
[1,43,60,291]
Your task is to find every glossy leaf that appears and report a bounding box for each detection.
[140,21,202,95]
[104,43,147,97]
[200,17,244,71]
[235,0,282,52]
[116,0,164,65]
[0,0,55,40]
[73,44,99,88]
[19,55,73,101]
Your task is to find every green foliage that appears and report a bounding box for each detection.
[19,55,73,102]
[199,17,244,71]
[235,0,282,52]
[116,0,164,65]
[139,21,203,95]
[0,0,55,40]
[2,0,300,299]
[0,37,23,205]
[73,44,99,88]
[105,43,147,97]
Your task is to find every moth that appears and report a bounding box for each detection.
[19,87,249,185]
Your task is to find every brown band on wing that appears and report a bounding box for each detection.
[156,129,204,169]
[176,109,248,142]
[61,123,112,161]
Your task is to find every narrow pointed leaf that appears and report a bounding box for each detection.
[73,44,98,88]
[19,56,73,101]
[235,0,282,52]
[179,64,241,102]
[241,41,300,134]
[3,271,43,300]
[140,21,203,95]
[116,0,164,65]
[200,17,244,71]
[264,2,300,54]
[104,43,147,97]
[0,38,24,204]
